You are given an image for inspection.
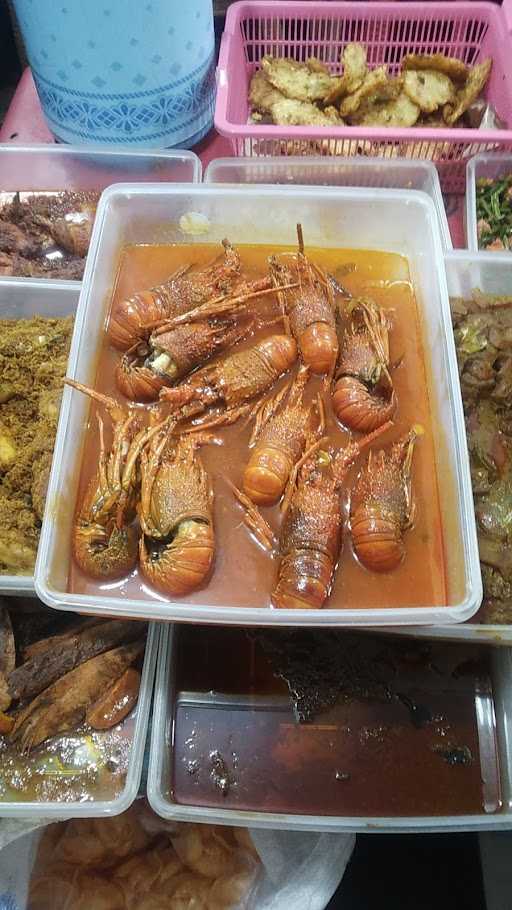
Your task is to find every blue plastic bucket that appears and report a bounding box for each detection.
[12,0,215,148]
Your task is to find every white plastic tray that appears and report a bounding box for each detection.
[147,624,512,833]
[0,143,201,281]
[0,278,80,595]
[0,621,157,819]
[466,153,512,255]
[204,156,452,251]
[36,183,480,627]
[389,251,512,645]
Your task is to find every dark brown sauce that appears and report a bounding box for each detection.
[171,628,500,817]
[69,243,447,611]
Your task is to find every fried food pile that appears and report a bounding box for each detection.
[249,44,493,129]
[452,291,512,623]
[0,191,98,279]
[0,602,146,751]
[0,314,73,574]
[29,807,260,910]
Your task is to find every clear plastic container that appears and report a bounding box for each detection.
[0,622,158,818]
[147,624,512,833]
[205,156,452,250]
[0,144,202,280]
[35,183,480,626]
[388,251,512,646]
[0,278,80,596]
[466,153,512,254]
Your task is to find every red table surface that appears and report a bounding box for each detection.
[0,69,465,247]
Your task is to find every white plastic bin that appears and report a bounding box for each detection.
[0,144,202,280]
[147,624,512,833]
[390,251,512,645]
[0,278,80,595]
[466,154,512,254]
[205,156,452,251]
[0,622,158,818]
[36,183,480,626]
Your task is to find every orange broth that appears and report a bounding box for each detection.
[69,243,447,611]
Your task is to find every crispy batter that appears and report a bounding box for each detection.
[356,92,420,128]
[261,55,335,102]
[349,76,405,123]
[403,69,455,114]
[0,315,73,574]
[324,43,367,105]
[444,58,493,125]
[249,69,285,113]
[402,53,469,83]
[270,98,343,127]
[340,66,389,117]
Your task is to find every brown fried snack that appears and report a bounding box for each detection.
[270,97,343,126]
[403,70,455,114]
[339,66,388,117]
[249,69,285,113]
[356,92,420,128]
[261,55,336,102]
[324,42,368,105]
[401,52,469,83]
[444,58,492,125]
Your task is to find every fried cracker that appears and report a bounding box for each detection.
[339,66,389,117]
[249,70,285,113]
[356,92,420,127]
[402,53,469,83]
[270,98,343,127]
[404,69,455,113]
[261,55,334,102]
[443,58,492,125]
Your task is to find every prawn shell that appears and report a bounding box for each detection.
[115,360,166,402]
[73,521,139,580]
[108,289,169,351]
[272,548,334,609]
[351,505,404,572]
[140,520,215,596]
[332,375,396,432]
[299,321,339,375]
[242,445,293,506]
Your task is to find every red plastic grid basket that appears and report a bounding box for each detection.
[215,0,512,192]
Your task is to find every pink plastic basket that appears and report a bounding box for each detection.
[215,0,512,192]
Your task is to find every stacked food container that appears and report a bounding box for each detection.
[2,0,512,888]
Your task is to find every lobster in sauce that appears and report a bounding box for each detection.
[69,242,446,612]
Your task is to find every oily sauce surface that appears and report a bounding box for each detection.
[69,243,447,611]
[170,628,500,817]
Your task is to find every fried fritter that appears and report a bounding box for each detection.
[356,92,420,128]
[339,66,388,117]
[270,98,343,126]
[404,69,455,114]
[249,69,285,113]
[443,58,492,125]
[261,55,335,102]
[401,53,469,83]
[324,43,367,105]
